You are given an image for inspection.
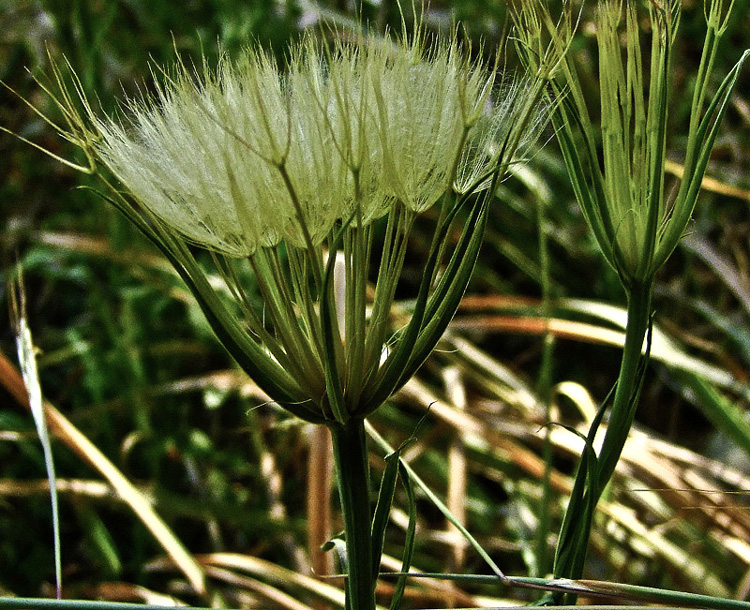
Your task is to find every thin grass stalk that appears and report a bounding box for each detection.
[534,187,555,578]
[378,572,750,610]
[0,353,209,596]
[365,421,507,581]
[6,598,743,610]
[10,272,62,598]
[330,418,376,610]
[444,366,467,574]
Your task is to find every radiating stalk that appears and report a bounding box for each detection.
[330,418,376,610]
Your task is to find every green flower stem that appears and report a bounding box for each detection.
[594,283,652,494]
[330,418,376,610]
[553,283,652,598]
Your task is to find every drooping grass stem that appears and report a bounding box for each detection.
[330,418,376,610]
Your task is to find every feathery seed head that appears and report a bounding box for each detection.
[370,33,486,212]
[10,19,555,423]
[454,77,549,195]
[94,30,504,247]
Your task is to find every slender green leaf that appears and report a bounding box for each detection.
[320,238,348,424]
[677,372,750,460]
[388,463,416,610]
[370,450,400,581]
[10,272,62,599]
[365,421,506,581]
[655,49,750,270]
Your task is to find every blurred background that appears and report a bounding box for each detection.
[2,0,750,606]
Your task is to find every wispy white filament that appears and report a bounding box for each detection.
[93,30,540,256]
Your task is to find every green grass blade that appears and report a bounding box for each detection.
[551,420,601,586]
[10,272,62,599]
[0,601,213,610]
[364,421,506,581]
[677,372,750,460]
[370,450,401,582]
[388,462,416,610]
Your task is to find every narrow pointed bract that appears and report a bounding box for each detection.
[517,0,747,288]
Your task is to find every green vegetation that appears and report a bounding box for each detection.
[2,1,750,608]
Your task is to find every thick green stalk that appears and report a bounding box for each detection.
[330,418,376,610]
[553,284,652,602]
[594,283,652,493]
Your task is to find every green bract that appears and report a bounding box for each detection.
[517,0,748,289]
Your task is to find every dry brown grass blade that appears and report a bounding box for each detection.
[397,376,571,494]
[149,552,348,608]
[90,582,185,606]
[151,369,269,403]
[37,231,174,273]
[202,565,313,610]
[450,315,624,347]
[443,366,468,574]
[450,312,744,397]
[0,478,113,499]
[0,349,207,596]
[307,425,334,580]
[665,159,750,202]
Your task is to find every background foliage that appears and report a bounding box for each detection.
[2,0,750,606]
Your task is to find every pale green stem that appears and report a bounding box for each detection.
[330,418,376,610]
[535,190,554,578]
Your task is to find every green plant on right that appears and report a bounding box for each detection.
[513,0,748,603]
